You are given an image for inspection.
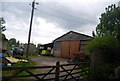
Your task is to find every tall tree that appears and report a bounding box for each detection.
[16,41,20,46]
[0,17,6,33]
[0,17,6,40]
[94,4,120,40]
[8,38,20,47]
[8,38,17,46]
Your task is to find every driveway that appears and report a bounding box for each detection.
[30,55,68,66]
[29,56,70,80]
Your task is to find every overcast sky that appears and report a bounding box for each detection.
[1,0,119,44]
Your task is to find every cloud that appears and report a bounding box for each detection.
[31,17,66,44]
[1,0,119,44]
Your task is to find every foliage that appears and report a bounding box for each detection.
[87,35,120,64]
[94,4,120,40]
[1,33,6,40]
[7,45,13,50]
[8,38,16,46]
[0,17,7,40]
[87,35,120,79]
[0,17,6,33]
[8,38,20,47]
[88,4,120,80]
[16,41,20,46]
[90,64,115,80]
[87,35,119,54]
[79,63,90,79]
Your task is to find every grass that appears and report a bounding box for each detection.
[2,57,36,76]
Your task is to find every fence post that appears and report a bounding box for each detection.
[55,61,60,81]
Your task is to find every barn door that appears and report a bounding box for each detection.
[70,41,80,59]
[61,41,69,59]
[61,41,80,60]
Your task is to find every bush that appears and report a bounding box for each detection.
[90,64,115,80]
[87,35,119,53]
[86,35,120,79]
[87,35,120,63]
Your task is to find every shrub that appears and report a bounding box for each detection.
[86,35,120,63]
[90,64,115,80]
[86,35,120,79]
[87,35,119,53]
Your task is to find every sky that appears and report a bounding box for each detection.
[0,0,120,44]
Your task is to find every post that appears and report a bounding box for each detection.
[26,0,35,57]
[55,61,60,81]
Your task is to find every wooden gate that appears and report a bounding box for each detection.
[2,62,90,81]
[61,40,80,60]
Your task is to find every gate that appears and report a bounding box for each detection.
[2,62,90,81]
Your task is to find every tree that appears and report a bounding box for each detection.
[8,38,17,46]
[94,4,120,40]
[16,41,20,46]
[88,4,120,79]
[0,17,6,33]
[0,17,6,40]
[8,38,20,47]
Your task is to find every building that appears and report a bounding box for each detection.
[24,43,36,55]
[38,43,53,55]
[53,31,93,60]
[40,43,53,50]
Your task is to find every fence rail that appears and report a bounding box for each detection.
[2,61,90,81]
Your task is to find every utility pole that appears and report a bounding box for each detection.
[26,0,38,57]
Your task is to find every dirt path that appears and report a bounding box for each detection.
[29,55,68,66]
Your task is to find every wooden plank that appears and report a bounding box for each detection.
[63,65,77,80]
[60,62,89,66]
[60,67,81,72]
[41,67,55,79]
[59,71,81,78]
[2,66,56,70]
[24,70,41,80]
[60,66,77,81]
[10,72,56,78]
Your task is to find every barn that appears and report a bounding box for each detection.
[53,31,93,60]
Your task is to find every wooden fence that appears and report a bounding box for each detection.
[2,61,90,81]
